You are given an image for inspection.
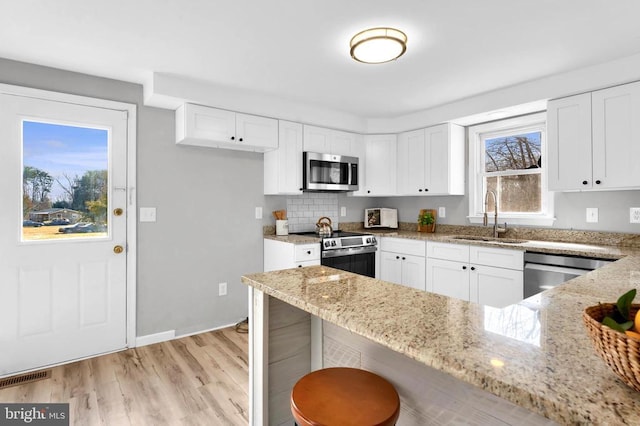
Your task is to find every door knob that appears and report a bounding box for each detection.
[113,208,123,216]
[113,245,124,254]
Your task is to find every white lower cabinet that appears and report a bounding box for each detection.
[470,265,524,308]
[426,242,524,308]
[379,238,426,291]
[264,239,320,271]
[426,258,470,300]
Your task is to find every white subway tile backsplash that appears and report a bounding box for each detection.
[286,192,339,232]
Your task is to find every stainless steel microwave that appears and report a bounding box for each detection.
[303,152,359,192]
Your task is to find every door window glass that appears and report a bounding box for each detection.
[22,121,109,241]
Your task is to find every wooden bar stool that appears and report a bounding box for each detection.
[290,367,400,426]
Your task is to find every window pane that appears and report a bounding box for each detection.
[22,121,109,241]
[486,174,541,214]
[484,132,541,172]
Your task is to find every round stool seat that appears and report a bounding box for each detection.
[291,367,400,426]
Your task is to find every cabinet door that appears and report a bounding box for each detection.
[303,125,331,153]
[426,258,469,301]
[424,123,465,195]
[176,103,235,147]
[547,93,593,190]
[592,81,640,189]
[470,265,523,308]
[397,129,426,195]
[264,239,295,271]
[264,121,303,194]
[363,134,397,195]
[380,251,403,285]
[401,254,426,291]
[331,130,361,157]
[235,113,278,150]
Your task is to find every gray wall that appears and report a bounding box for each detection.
[370,190,640,234]
[0,58,262,337]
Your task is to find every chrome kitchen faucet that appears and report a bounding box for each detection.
[484,189,507,238]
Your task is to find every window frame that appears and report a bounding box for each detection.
[467,112,555,227]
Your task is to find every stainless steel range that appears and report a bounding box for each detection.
[294,231,377,277]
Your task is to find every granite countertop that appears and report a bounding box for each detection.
[242,256,640,424]
[264,228,632,259]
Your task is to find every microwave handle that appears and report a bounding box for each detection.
[349,163,357,185]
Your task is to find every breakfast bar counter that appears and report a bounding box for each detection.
[242,256,640,425]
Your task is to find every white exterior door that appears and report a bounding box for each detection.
[0,93,129,376]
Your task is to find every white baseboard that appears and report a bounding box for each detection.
[134,318,246,348]
[135,330,176,347]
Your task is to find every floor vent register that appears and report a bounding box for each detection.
[0,369,52,389]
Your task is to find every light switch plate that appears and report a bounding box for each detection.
[438,207,446,218]
[139,207,156,222]
[340,206,347,217]
[630,207,640,223]
[586,208,598,223]
[218,282,227,296]
[255,207,262,219]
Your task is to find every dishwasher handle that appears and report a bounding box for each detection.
[524,262,592,276]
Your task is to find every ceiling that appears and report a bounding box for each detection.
[2,1,640,119]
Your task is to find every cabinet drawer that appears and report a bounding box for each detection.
[295,259,321,268]
[294,244,320,262]
[426,241,469,262]
[469,245,523,270]
[380,237,426,257]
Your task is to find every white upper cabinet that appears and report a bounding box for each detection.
[397,123,465,195]
[264,121,303,195]
[592,82,640,189]
[176,103,278,152]
[356,134,397,196]
[302,125,362,157]
[548,81,640,191]
[547,93,593,190]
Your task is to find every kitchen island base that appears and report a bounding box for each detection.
[248,288,555,426]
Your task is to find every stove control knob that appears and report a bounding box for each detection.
[324,241,330,248]
[371,237,377,244]
[366,237,371,243]
[331,240,337,247]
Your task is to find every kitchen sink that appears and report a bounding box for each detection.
[448,235,528,245]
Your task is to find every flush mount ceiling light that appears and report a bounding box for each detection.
[350,27,407,64]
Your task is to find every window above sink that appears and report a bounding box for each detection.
[467,112,555,227]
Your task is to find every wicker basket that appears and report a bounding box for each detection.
[583,303,640,392]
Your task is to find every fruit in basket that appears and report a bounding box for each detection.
[636,309,640,333]
[601,289,636,333]
[625,329,640,340]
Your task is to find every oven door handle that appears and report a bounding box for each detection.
[322,246,377,258]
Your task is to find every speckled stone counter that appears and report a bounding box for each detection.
[264,228,633,259]
[242,258,640,424]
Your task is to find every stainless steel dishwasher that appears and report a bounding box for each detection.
[523,252,613,298]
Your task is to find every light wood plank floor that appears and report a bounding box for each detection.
[0,327,249,425]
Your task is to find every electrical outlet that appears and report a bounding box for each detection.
[630,207,640,224]
[218,282,227,296]
[255,207,262,219]
[340,206,347,217]
[586,208,598,223]
[438,207,446,218]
